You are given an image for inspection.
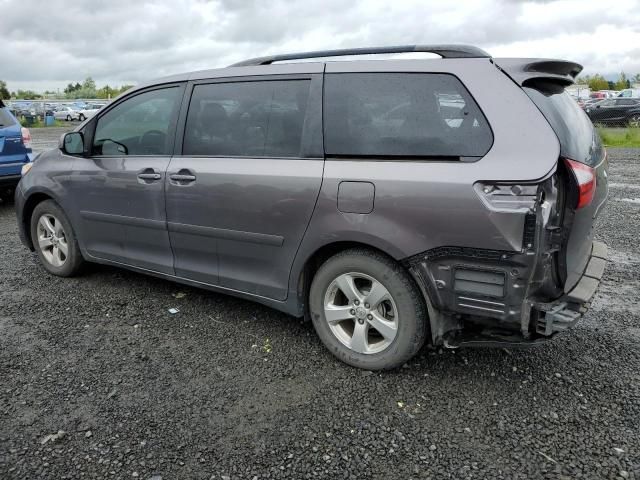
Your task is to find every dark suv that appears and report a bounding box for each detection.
[15,45,608,370]
[585,97,640,127]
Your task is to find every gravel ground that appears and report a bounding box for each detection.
[29,125,78,154]
[0,141,639,479]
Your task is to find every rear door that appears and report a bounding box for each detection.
[524,85,609,291]
[69,84,184,273]
[165,75,324,300]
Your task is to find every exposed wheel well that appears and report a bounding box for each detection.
[21,193,54,250]
[298,241,403,320]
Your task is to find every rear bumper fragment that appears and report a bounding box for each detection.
[536,241,607,335]
[566,241,607,302]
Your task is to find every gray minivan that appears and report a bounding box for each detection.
[16,45,608,369]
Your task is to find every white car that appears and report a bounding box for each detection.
[53,106,79,121]
[617,88,640,98]
[77,104,106,121]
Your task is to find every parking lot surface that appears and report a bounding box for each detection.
[1,138,639,479]
[28,126,77,154]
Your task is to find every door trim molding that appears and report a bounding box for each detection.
[80,210,166,230]
[168,221,284,246]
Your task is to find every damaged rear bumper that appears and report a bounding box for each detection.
[534,241,607,336]
[405,241,607,348]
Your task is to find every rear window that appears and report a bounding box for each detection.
[0,108,16,127]
[523,82,603,166]
[323,73,493,159]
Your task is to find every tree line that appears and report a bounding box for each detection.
[576,72,640,91]
[0,77,134,100]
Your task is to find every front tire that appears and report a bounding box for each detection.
[66,115,71,121]
[79,114,85,121]
[628,114,640,128]
[30,200,84,277]
[309,248,427,370]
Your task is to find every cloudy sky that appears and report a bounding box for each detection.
[2,0,640,92]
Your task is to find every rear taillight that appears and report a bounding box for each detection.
[564,158,596,209]
[21,127,32,148]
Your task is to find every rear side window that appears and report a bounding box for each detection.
[323,73,493,158]
[0,108,16,127]
[183,80,310,158]
[524,82,603,166]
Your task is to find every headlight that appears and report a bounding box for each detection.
[21,163,33,176]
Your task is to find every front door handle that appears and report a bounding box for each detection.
[169,169,196,185]
[138,173,162,180]
[137,168,162,184]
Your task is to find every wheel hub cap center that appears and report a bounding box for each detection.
[355,306,367,319]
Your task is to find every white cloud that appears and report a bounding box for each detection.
[1,0,639,91]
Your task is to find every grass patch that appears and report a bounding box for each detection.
[597,127,640,148]
[19,118,66,128]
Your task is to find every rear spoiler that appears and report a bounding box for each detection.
[493,58,583,87]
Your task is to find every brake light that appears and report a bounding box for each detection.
[21,127,32,148]
[564,158,596,209]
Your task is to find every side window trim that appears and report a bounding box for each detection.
[176,74,323,159]
[87,82,186,158]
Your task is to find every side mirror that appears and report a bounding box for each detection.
[59,131,84,155]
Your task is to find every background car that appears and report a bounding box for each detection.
[616,88,640,98]
[77,103,106,121]
[580,98,601,110]
[585,98,640,126]
[590,90,618,100]
[53,106,79,121]
[0,100,32,202]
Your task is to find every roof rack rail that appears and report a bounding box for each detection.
[230,44,491,67]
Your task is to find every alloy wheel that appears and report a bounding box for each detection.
[36,214,68,267]
[629,115,640,128]
[323,272,398,354]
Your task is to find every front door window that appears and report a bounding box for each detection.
[92,87,181,156]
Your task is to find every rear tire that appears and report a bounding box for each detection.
[66,115,71,121]
[30,200,84,277]
[628,114,640,128]
[79,114,85,121]
[309,248,427,370]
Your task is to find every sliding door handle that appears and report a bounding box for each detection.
[169,169,197,185]
[169,174,196,182]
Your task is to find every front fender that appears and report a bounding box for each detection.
[17,149,77,248]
